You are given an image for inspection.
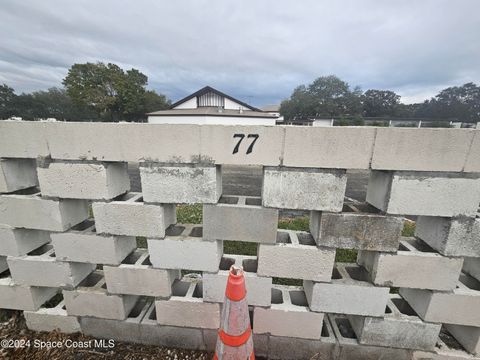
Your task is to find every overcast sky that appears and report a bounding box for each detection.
[1,0,479,106]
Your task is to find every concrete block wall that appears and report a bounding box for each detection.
[0,120,480,359]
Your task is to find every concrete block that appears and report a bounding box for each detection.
[348,294,441,350]
[329,314,413,360]
[357,237,464,290]
[92,192,176,238]
[147,224,222,272]
[0,224,50,256]
[203,328,268,357]
[0,274,57,311]
[25,299,81,334]
[415,216,480,257]
[257,230,335,281]
[0,256,7,273]
[51,220,136,265]
[372,128,475,172]
[310,202,403,252]
[446,324,480,356]
[155,279,220,329]
[464,130,480,172]
[303,263,389,316]
[267,318,337,360]
[366,171,480,216]
[400,273,480,326]
[0,189,89,231]
[140,163,222,204]
[37,161,130,200]
[262,167,347,211]
[104,248,180,297]
[200,125,284,166]
[283,126,376,169]
[203,254,272,307]
[203,195,278,243]
[253,285,324,339]
[7,243,95,288]
[63,271,138,320]
[0,120,49,158]
[463,258,480,282]
[0,158,38,193]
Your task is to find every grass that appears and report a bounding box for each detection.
[278,216,309,231]
[177,204,202,224]
[402,220,416,237]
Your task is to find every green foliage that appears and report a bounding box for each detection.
[176,204,203,224]
[224,241,257,256]
[273,277,302,286]
[402,221,416,237]
[278,216,309,231]
[363,89,401,117]
[335,249,358,263]
[136,237,147,248]
[0,84,16,119]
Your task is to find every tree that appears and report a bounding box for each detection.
[362,89,400,117]
[143,90,170,114]
[0,84,16,119]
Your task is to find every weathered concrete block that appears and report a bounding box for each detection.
[0,224,50,256]
[310,202,403,252]
[464,129,480,172]
[0,256,7,273]
[257,230,335,281]
[366,171,480,216]
[262,167,347,211]
[400,273,480,327]
[446,324,480,356]
[283,126,376,169]
[7,244,95,288]
[155,279,220,329]
[357,237,464,290]
[0,189,89,231]
[147,224,222,272]
[63,271,138,320]
[25,299,81,334]
[104,249,180,297]
[0,120,49,158]
[140,163,222,204]
[463,258,480,282]
[0,275,57,311]
[304,264,389,316]
[0,158,38,193]
[37,161,130,200]
[92,192,176,238]
[348,294,441,350]
[203,254,272,306]
[415,216,480,257]
[51,220,136,265]
[372,128,475,172]
[203,195,278,243]
[254,285,324,339]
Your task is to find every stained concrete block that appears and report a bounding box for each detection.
[0,256,7,273]
[464,130,480,172]
[366,171,480,216]
[372,128,475,172]
[400,273,480,327]
[203,254,272,307]
[0,158,38,193]
[63,271,138,320]
[415,216,480,257]
[104,249,180,297]
[51,220,136,265]
[0,189,89,231]
[357,237,464,290]
[303,264,389,316]
[446,324,480,356]
[155,279,220,329]
[92,192,176,238]
[463,258,480,282]
[147,224,222,272]
[25,299,81,334]
[0,224,50,256]
[0,120,49,158]
[348,294,441,350]
[310,202,403,252]
[203,195,278,243]
[7,243,95,288]
[37,161,130,200]
[283,126,376,169]
[0,274,57,311]
[257,230,335,281]
[253,285,324,339]
[140,163,222,204]
[262,167,347,211]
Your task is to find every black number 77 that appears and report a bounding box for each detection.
[232,133,259,154]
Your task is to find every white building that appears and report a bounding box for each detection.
[147,86,278,125]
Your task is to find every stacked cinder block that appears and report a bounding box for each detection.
[1,120,480,359]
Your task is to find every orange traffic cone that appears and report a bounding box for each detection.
[213,265,255,360]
